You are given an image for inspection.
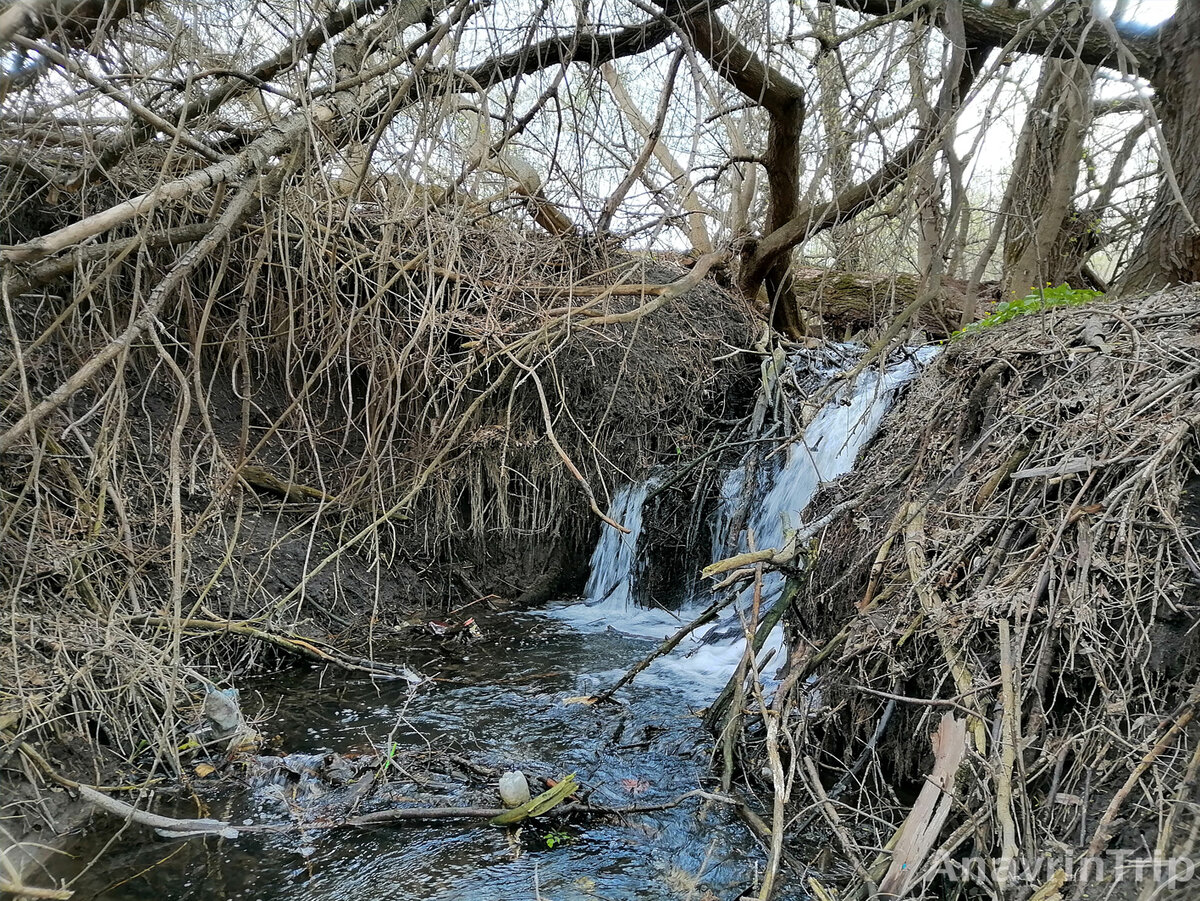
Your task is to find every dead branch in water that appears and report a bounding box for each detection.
[130,617,426,683]
[590,593,736,703]
[16,734,746,844]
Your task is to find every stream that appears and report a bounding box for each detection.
[51,346,932,901]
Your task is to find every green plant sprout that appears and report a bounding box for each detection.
[379,741,400,779]
[955,283,1104,339]
[544,829,572,849]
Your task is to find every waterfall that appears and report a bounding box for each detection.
[670,347,937,690]
[709,465,746,563]
[582,481,652,612]
[551,479,681,636]
[715,346,938,611]
[553,345,936,698]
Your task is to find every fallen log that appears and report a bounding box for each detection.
[783,268,998,339]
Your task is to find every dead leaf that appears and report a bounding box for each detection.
[620,778,650,795]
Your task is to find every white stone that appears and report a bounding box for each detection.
[498,771,530,808]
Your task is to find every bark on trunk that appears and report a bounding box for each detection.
[1120,6,1200,293]
[1003,57,1096,300]
[789,268,994,340]
[680,9,808,336]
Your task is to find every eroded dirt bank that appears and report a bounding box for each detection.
[6,231,1198,900]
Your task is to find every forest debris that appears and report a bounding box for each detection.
[1029,869,1068,901]
[1010,457,1094,480]
[422,618,483,641]
[1074,684,1200,897]
[51,745,727,842]
[799,756,869,885]
[75,784,240,840]
[703,578,798,733]
[0,176,266,456]
[133,617,426,684]
[973,444,1029,509]
[702,547,778,577]
[238,465,338,504]
[903,503,987,753]
[489,773,578,826]
[772,287,1200,900]
[876,714,968,898]
[995,618,1022,891]
[0,876,72,900]
[703,489,872,581]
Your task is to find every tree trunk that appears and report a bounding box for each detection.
[679,9,808,336]
[1120,6,1200,293]
[789,267,993,340]
[762,95,807,337]
[832,1,1196,295]
[1002,57,1096,300]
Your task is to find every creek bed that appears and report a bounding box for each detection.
[50,605,780,900]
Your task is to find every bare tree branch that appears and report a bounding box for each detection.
[832,0,1162,75]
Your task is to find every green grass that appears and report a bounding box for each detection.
[955,283,1104,339]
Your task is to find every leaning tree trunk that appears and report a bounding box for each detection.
[814,5,864,272]
[1120,5,1200,293]
[1002,56,1096,300]
[679,9,809,337]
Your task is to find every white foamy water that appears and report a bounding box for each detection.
[552,480,693,637]
[551,347,937,700]
[582,480,651,610]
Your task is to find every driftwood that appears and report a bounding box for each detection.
[65,763,739,842]
[130,617,426,684]
[12,734,745,848]
[875,714,969,897]
[703,578,799,733]
[75,785,238,839]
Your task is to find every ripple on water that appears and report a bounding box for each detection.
[52,609,777,901]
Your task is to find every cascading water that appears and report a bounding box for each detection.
[551,479,684,636]
[582,481,652,610]
[552,345,937,699]
[722,345,938,605]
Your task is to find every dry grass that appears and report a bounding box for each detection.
[755,286,1200,899]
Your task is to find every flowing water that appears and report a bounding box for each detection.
[52,614,764,900]
[50,346,933,901]
[581,480,654,612]
[547,345,936,692]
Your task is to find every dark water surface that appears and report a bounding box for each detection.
[52,607,775,900]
